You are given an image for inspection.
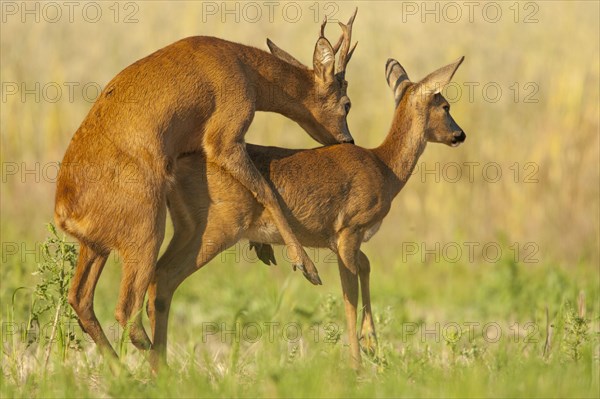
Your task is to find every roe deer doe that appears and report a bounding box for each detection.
[148,56,466,368]
[55,10,358,359]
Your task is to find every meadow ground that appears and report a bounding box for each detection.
[1,1,599,397]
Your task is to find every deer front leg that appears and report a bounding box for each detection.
[249,242,277,266]
[203,118,321,285]
[357,251,377,355]
[336,230,362,369]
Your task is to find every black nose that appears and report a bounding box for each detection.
[454,131,466,142]
[342,139,355,145]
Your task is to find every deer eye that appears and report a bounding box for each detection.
[344,102,352,114]
[443,105,450,112]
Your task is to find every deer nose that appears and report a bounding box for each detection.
[342,138,355,145]
[454,131,466,142]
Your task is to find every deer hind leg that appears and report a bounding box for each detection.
[147,183,201,331]
[149,220,241,372]
[336,230,362,369]
[147,182,206,368]
[202,111,321,285]
[68,243,116,358]
[114,202,166,351]
[357,251,377,355]
[147,237,199,372]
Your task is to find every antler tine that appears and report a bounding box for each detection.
[336,7,358,75]
[346,41,358,64]
[346,6,358,28]
[320,16,327,38]
[329,8,358,54]
[332,35,343,54]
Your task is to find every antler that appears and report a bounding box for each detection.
[318,8,358,76]
[320,16,327,38]
[335,7,358,75]
[321,17,344,54]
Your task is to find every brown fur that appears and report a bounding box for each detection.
[148,57,466,369]
[55,14,357,360]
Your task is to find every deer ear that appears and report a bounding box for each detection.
[313,37,335,82]
[385,58,411,106]
[266,39,306,69]
[417,56,464,95]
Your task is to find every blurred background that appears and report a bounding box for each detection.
[3,0,598,278]
[0,1,598,395]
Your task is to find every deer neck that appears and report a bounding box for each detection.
[373,101,428,196]
[245,52,313,121]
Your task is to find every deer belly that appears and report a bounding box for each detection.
[244,222,285,245]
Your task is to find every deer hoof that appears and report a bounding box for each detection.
[130,327,152,350]
[249,242,277,266]
[295,264,322,285]
[360,332,378,356]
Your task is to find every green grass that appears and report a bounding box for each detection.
[1,1,599,397]
[1,228,598,397]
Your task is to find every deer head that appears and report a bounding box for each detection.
[266,8,358,145]
[386,56,466,147]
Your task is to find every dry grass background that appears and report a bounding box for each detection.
[2,1,598,265]
[0,1,599,397]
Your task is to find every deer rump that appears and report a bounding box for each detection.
[172,143,390,253]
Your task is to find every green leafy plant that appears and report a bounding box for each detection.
[320,294,342,345]
[30,223,80,366]
[560,298,591,363]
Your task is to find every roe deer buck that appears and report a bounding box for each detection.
[54,10,359,359]
[148,56,466,368]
